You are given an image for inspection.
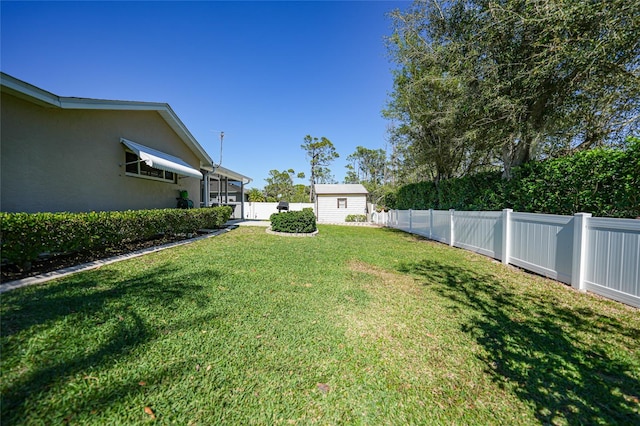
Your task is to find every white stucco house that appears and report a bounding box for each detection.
[314,184,369,223]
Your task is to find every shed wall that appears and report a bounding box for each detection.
[316,194,367,222]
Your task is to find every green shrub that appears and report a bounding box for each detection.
[391,138,640,218]
[270,208,317,233]
[345,214,367,222]
[0,206,232,269]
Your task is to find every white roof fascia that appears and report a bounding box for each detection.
[1,72,62,108]
[58,97,166,110]
[212,166,253,184]
[1,72,214,172]
[57,98,214,171]
[156,106,215,172]
[314,184,369,195]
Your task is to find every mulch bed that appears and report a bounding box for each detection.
[1,234,195,284]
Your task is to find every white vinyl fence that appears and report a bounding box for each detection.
[384,209,640,308]
[243,202,314,220]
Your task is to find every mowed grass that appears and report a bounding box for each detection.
[1,225,639,425]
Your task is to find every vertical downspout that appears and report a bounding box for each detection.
[203,171,211,207]
[217,174,221,205]
[241,180,246,219]
[225,177,229,204]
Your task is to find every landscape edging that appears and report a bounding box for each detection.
[0,226,236,293]
[266,227,318,237]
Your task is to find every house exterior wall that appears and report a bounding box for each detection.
[315,194,367,223]
[1,93,202,213]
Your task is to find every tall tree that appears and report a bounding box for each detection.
[300,135,339,200]
[314,167,337,185]
[264,169,299,201]
[344,146,390,206]
[346,146,387,186]
[385,3,496,182]
[344,165,359,184]
[246,187,266,202]
[291,184,310,203]
[386,0,640,178]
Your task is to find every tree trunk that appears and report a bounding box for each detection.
[502,137,531,179]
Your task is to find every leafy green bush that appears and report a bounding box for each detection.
[345,214,367,222]
[270,208,317,233]
[0,206,232,269]
[390,138,640,218]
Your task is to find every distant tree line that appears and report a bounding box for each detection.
[247,135,404,205]
[247,135,340,202]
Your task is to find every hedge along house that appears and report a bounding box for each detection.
[314,184,369,223]
[1,72,250,214]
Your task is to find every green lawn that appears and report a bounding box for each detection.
[1,225,639,425]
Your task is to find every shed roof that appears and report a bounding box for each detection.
[314,184,368,195]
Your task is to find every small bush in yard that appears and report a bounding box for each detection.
[345,214,367,222]
[270,208,317,233]
[0,206,232,269]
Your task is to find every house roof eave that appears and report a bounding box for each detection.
[1,72,215,170]
[1,72,62,108]
[211,165,253,184]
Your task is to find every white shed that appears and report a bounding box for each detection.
[314,184,369,223]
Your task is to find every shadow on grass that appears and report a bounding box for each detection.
[398,258,640,425]
[1,265,222,424]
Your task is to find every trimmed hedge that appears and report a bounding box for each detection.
[389,138,640,218]
[270,208,317,233]
[0,206,232,268]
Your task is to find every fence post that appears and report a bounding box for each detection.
[429,209,433,240]
[449,209,455,247]
[571,212,591,292]
[409,209,413,233]
[502,209,512,265]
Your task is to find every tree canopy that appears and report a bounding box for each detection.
[345,146,387,186]
[301,135,340,200]
[385,0,640,178]
[263,169,307,202]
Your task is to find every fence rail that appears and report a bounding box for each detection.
[382,209,640,308]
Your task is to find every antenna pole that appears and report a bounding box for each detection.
[219,131,224,166]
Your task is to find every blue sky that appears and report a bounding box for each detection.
[1,1,409,189]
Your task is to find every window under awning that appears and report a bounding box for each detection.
[121,138,203,179]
